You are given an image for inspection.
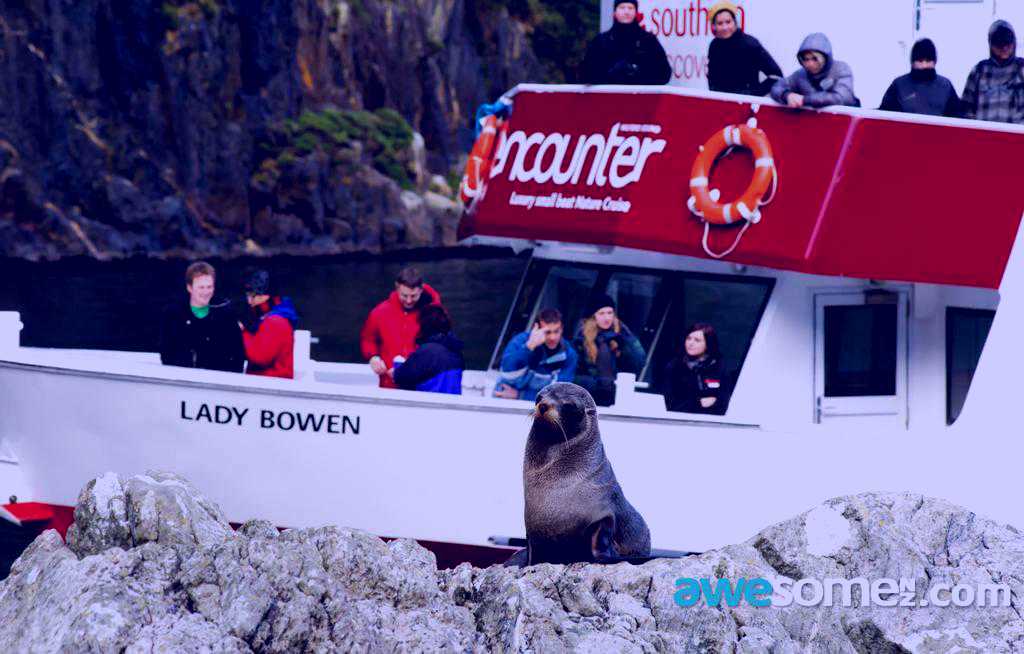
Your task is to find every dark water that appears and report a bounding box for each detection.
[0,248,529,369]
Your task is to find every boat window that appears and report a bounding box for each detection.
[641,275,773,414]
[946,307,995,425]
[536,266,601,334]
[489,261,599,369]
[823,304,898,397]
[604,272,665,353]
[489,260,670,370]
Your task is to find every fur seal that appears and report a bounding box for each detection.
[506,382,651,566]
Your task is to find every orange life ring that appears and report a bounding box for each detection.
[687,123,776,225]
[460,115,506,206]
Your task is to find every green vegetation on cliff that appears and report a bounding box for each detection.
[505,0,600,82]
[253,108,416,192]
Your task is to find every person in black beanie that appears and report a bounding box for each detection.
[879,38,961,117]
[706,1,783,97]
[572,293,646,406]
[581,0,671,85]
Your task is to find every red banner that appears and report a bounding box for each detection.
[461,86,1024,289]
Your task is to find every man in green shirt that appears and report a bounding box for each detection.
[159,261,245,372]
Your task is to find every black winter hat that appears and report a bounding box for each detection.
[244,269,272,296]
[911,38,937,63]
[614,0,638,9]
[586,293,616,317]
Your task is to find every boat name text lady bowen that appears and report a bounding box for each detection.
[179,401,360,435]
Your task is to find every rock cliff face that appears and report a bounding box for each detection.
[2,471,1023,651]
[0,0,548,260]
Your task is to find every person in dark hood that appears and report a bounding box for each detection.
[663,323,725,415]
[707,1,782,96]
[241,269,299,379]
[581,0,671,85]
[879,39,961,117]
[159,261,245,373]
[392,305,464,395]
[572,294,646,407]
[962,20,1024,123]
[771,32,858,108]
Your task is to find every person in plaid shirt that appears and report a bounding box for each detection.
[962,20,1024,124]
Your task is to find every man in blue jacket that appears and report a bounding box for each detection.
[494,308,578,402]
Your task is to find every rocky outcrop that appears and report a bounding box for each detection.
[4,473,1023,652]
[0,0,544,260]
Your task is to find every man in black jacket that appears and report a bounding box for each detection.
[582,0,671,86]
[159,261,245,372]
[879,38,961,118]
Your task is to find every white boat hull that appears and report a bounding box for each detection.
[1,347,1017,554]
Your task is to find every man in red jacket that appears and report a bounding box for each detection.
[242,270,299,379]
[360,267,443,388]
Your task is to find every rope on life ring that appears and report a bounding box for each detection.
[459,114,507,208]
[687,117,778,259]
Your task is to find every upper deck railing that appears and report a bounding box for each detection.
[459,84,1024,289]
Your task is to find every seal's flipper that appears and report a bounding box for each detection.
[589,515,618,562]
[504,547,529,568]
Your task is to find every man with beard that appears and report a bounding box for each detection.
[360,267,444,389]
[879,39,961,117]
[962,21,1024,124]
[159,261,244,373]
[582,0,671,86]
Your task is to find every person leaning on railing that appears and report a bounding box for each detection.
[581,0,671,86]
[771,32,859,109]
[706,1,782,97]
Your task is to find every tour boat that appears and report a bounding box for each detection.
[2,81,1022,568]
[4,0,1024,566]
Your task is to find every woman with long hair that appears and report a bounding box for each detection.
[572,294,646,407]
[663,323,724,414]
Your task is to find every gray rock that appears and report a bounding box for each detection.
[66,470,233,557]
[3,475,1024,652]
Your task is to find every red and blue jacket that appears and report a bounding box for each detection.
[393,332,464,395]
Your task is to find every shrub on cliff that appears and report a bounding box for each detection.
[252,107,415,192]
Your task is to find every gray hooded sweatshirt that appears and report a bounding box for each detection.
[771,33,858,108]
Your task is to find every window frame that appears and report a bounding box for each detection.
[945,306,996,425]
[488,256,776,413]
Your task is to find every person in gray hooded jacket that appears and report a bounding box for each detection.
[771,33,858,108]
